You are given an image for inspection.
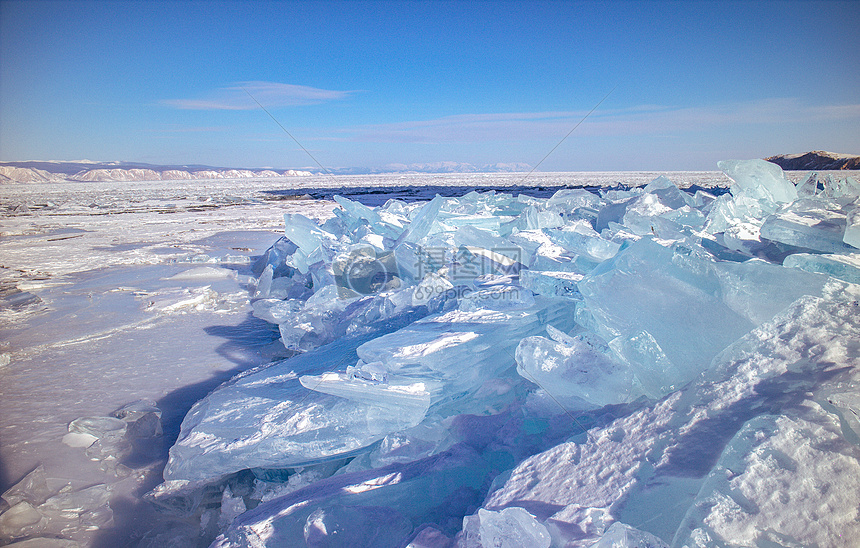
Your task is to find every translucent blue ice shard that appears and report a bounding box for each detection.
[578,237,827,396]
[460,507,552,548]
[164,333,419,483]
[760,198,856,253]
[579,238,754,383]
[516,205,565,230]
[355,295,574,416]
[334,194,382,227]
[334,194,407,241]
[643,175,695,209]
[299,371,431,426]
[253,264,273,298]
[844,204,860,249]
[798,172,860,199]
[718,159,797,205]
[592,522,669,547]
[519,269,583,299]
[213,444,492,547]
[546,221,621,262]
[453,225,524,264]
[402,195,444,244]
[516,327,636,408]
[251,236,297,278]
[784,252,860,284]
[283,213,337,257]
[608,329,681,398]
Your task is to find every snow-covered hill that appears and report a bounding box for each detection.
[66,167,312,182]
[0,159,533,183]
[766,150,860,170]
[0,161,313,183]
[0,166,65,183]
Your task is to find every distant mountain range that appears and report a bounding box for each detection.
[0,160,533,183]
[0,160,314,184]
[4,153,857,184]
[765,151,860,171]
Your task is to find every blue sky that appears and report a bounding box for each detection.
[1,0,858,171]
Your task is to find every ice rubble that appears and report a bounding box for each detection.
[0,400,164,544]
[85,160,858,546]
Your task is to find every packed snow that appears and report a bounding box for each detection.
[1,167,859,547]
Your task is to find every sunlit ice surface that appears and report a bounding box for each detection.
[1,169,859,547]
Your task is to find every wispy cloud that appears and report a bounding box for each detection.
[335,98,860,144]
[148,125,226,133]
[162,81,356,110]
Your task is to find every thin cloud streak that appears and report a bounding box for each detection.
[334,99,860,144]
[162,81,356,110]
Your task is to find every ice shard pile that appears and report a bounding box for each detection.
[141,160,860,547]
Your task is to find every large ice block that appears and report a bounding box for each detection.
[402,195,444,244]
[546,221,621,262]
[844,203,860,248]
[643,175,695,210]
[459,507,551,548]
[579,238,753,393]
[759,198,856,253]
[718,159,797,205]
[299,370,432,426]
[283,213,338,256]
[213,444,494,547]
[546,188,603,219]
[163,332,430,483]
[592,522,669,547]
[354,295,574,416]
[515,328,635,409]
[518,269,583,299]
[578,237,827,396]
[784,252,860,284]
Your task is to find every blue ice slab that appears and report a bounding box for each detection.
[460,507,552,548]
[643,175,695,210]
[516,328,636,408]
[844,204,860,249]
[784,252,860,285]
[579,237,751,368]
[824,174,860,199]
[283,213,338,256]
[334,194,382,227]
[163,332,418,483]
[718,159,797,205]
[760,198,857,254]
[519,269,583,299]
[596,196,638,232]
[213,443,493,547]
[715,257,828,326]
[798,173,860,200]
[578,237,827,396]
[622,193,687,237]
[355,296,574,416]
[545,222,621,263]
[299,371,432,427]
[546,188,603,225]
[516,205,565,230]
[592,522,669,547]
[453,226,524,265]
[251,236,297,277]
[402,195,444,244]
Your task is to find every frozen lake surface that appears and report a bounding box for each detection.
[1,169,859,547]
